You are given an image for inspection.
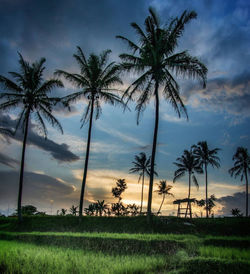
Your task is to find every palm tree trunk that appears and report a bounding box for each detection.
[157,194,165,215]
[140,171,145,214]
[79,98,95,216]
[147,81,159,223]
[205,162,208,218]
[17,111,30,223]
[185,171,191,218]
[245,167,248,217]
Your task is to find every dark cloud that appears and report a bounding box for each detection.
[0,114,79,162]
[183,71,250,117]
[217,191,250,216]
[0,170,75,208]
[0,152,19,168]
[0,0,149,75]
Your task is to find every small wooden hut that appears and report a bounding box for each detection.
[173,198,196,218]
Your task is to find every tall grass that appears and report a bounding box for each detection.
[0,240,168,274]
[200,246,250,261]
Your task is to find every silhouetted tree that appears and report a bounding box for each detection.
[231,208,243,217]
[0,53,64,222]
[112,179,127,202]
[117,8,207,221]
[205,194,216,217]
[69,205,78,216]
[155,180,173,215]
[129,152,155,213]
[84,204,95,216]
[55,47,123,217]
[196,199,205,217]
[229,147,250,217]
[127,204,140,216]
[193,141,220,217]
[111,179,127,216]
[14,205,37,216]
[173,149,203,201]
[60,208,67,216]
[96,200,108,216]
[111,202,126,216]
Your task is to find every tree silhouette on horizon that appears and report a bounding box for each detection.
[155,180,173,215]
[229,147,250,217]
[117,8,207,221]
[173,149,203,203]
[193,141,220,218]
[55,47,124,217]
[129,152,157,213]
[0,53,64,222]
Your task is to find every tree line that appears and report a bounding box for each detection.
[0,8,249,222]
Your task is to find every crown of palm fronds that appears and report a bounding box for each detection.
[229,147,250,181]
[155,180,174,196]
[0,53,64,138]
[55,47,124,126]
[193,141,220,168]
[173,149,203,189]
[117,8,207,124]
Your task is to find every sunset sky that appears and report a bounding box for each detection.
[0,0,249,216]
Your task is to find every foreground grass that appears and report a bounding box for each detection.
[0,216,249,273]
[0,240,168,274]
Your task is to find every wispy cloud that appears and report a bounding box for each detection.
[97,124,145,146]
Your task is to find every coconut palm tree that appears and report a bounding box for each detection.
[193,141,220,218]
[96,200,108,216]
[117,8,207,220]
[0,53,64,222]
[69,205,78,216]
[55,47,123,216]
[173,149,203,201]
[155,180,173,215]
[229,147,250,217]
[129,152,156,213]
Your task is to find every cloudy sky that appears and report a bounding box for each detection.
[0,0,249,216]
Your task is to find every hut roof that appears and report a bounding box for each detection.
[173,198,196,204]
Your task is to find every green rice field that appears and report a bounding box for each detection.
[0,216,249,273]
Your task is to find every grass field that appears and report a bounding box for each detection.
[0,216,249,273]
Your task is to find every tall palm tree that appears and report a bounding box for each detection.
[173,149,203,202]
[193,141,220,218]
[117,8,207,220]
[129,152,151,213]
[229,147,250,217]
[0,53,63,222]
[55,47,123,216]
[155,180,173,215]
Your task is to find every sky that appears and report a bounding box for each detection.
[0,0,249,216]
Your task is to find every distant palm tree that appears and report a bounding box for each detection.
[129,152,155,213]
[173,149,203,201]
[206,194,216,217]
[229,147,250,217]
[0,53,64,222]
[155,180,173,215]
[96,200,108,216]
[55,47,123,216]
[231,208,243,217]
[84,203,95,216]
[60,208,67,216]
[69,205,78,216]
[193,141,220,218]
[117,8,207,220]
